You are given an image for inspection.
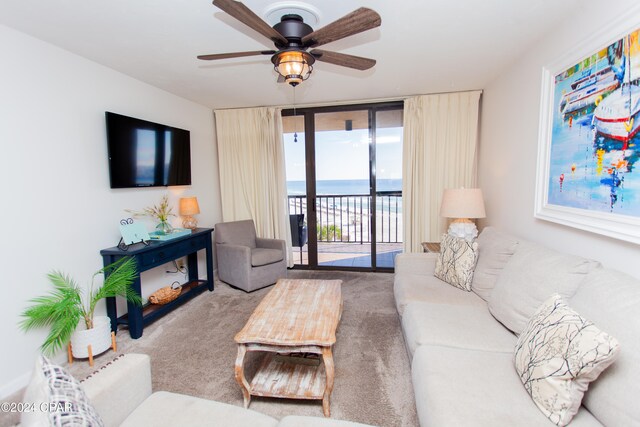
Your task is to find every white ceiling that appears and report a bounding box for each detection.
[0,0,582,109]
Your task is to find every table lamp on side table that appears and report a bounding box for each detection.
[440,188,486,241]
[179,196,200,230]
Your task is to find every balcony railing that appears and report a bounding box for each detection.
[288,191,403,244]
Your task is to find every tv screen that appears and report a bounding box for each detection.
[106,112,192,188]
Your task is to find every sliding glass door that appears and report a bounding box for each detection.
[374,109,404,267]
[314,110,372,267]
[283,102,403,271]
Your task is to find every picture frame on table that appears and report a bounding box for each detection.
[535,8,640,245]
[118,218,150,250]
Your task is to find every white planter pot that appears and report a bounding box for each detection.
[71,316,112,358]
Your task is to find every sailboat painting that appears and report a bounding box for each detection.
[536,22,640,245]
[547,29,640,216]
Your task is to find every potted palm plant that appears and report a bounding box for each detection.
[20,257,141,358]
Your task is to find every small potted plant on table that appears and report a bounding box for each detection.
[127,194,175,235]
[20,257,141,365]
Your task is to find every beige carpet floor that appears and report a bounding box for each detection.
[1,270,418,427]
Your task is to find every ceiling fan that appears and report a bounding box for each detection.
[198,0,381,86]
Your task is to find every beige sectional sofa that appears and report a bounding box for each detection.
[79,353,374,427]
[394,227,640,426]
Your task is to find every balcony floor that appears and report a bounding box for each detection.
[291,242,403,269]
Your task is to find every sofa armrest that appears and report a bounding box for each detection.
[81,354,152,427]
[256,237,286,252]
[394,253,438,276]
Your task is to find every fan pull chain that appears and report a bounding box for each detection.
[293,85,298,143]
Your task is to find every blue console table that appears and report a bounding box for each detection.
[100,227,214,339]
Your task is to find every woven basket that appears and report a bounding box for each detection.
[149,283,182,305]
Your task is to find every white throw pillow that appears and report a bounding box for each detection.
[514,294,620,426]
[434,234,478,291]
[20,356,104,427]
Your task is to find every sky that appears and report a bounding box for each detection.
[284,127,403,182]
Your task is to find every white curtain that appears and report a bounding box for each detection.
[402,91,482,252]
[214,107,294,267]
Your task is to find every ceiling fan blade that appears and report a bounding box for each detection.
[197,50,275,60]
[212,0,288,45]
[311,49,376,70]
[277,74,285,83]
[302,8,381,48]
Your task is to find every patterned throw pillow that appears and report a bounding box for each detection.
[20,356,104,427]
[514,294,620,426]
[434,233,479,291]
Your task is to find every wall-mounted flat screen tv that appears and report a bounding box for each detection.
[106,112,191,188]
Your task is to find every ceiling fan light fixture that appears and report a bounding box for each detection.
[272,50,314,86]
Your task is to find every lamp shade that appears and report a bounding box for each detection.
[179,197,200,216]
[440,188,486,219]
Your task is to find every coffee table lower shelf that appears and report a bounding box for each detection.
[250,353,326,400]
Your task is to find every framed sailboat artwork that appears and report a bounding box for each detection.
[535,9,640,245]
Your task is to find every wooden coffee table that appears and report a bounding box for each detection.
[234,278,343,417]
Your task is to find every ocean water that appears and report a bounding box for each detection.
[287,179,402,195]
[288,179,403,214]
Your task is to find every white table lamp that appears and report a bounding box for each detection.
[440,188,486,241]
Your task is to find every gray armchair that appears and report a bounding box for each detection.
[214,219,287,292]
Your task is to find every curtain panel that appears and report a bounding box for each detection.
[214,107,294,267]
[402,90,482,252]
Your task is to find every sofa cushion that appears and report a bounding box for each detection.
[401,302,516,358]
[279,415,376,426]
[120,391,278,427]
[21,356,104,427]
[488,240,600,334]
[514,294,619,426]
[569,268,640,426]
[434,234,479,291]
[471,226,518,300]
[251,248,284,266]
[394,252,439,276]
[412,345,603,427]
[394,273,484,316]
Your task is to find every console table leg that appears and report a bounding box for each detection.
[322,347,335,417]
[206,238,214,291]
[234,344,251,408]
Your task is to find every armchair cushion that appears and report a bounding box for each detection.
[215,220,257,248]
[251,248,284,266]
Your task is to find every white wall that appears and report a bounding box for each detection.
[479,0,640,277]
[0,25,222,397]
